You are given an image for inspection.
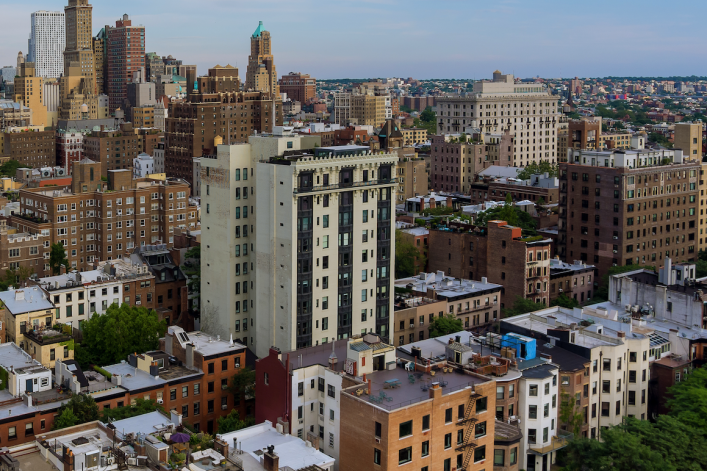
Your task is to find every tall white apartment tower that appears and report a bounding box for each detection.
[255,145,397,358]
[200,131,319,350]
[28,11,65,78]
[436,70,560,167]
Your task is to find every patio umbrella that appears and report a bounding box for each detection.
[171,433,191,444]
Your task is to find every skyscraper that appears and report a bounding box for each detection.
[245,21,278,97]
[28,11,65,78]
[59,0,103,120]
[63,0,95,90]
[106,15,146,112]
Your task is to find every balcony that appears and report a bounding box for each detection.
[293,178,397,194]
[528,429,573,455]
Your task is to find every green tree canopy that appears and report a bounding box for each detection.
[516,161,558,180]
[228,366,256,405]
[0,160,23,177]
[216,409,255,434]
[429,314,463,338]
[550,293,579,309]
[503,296,546,318]
[182,245,201,303]
[76,303,167,367]
[54,394,99,430]
[101,399,163,422]
[395,230,426,278]
[666,365,707,434]
[49,242,69,275]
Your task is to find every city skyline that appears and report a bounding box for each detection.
[1,0,706,80]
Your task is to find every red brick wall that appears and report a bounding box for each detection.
[255,348,291,426]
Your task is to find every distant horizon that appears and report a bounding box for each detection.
[3,0,707,79]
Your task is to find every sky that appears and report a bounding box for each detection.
[2,0,707,80]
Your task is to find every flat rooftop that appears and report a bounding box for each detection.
[0,343,50,374]
[110,410,176,437]
[185,331,246,357]
[395,271,502,300]
[346,364,487,411]
[0,286,53,315]
[219,422,334,471]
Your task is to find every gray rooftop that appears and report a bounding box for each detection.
[395,271,502,300]
[0,287,53,316]
[186,331,246,357]
[0,343,49,374]
[109,411,175,437]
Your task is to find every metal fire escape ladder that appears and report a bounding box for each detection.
[456,390,483,471]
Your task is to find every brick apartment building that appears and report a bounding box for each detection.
[131,244,190,329]
[401,95,436,112]
[10,159,198,273]
[430,130,512,193]
[468,173,559,206]
[3,128,56,167]
[278,72,316,104]
[106,15,145,112]
[559,149,699,278]
[427,221,552,307]
[164,65,282,186]
[0,219,49,276]
[548,258,597,304]
[83,123,141,177]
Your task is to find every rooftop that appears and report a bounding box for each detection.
[184,331,246,357]
[218,422,335,471]
[0,342,49,374]
[400,227,429,237]
[0,286,53,315]
[395,271,502,301]
[549,258,596,275]
[109,410,176,437]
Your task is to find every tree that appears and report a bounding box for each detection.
[182,245,201,306]
[559,391,583,437]
[0,160,23,177]
[395,230,426,278]
[77,303,167,367]
[101,399,163,422]
[228,367,256,405]
[54,394,99,429]
[516,161,558,180]
[49,242,69,275]
[53,408,79,430]
[666,365,707,434]
[429,314,463,338]
[551,293,579,309]
[216,409,254,434]
[503,296,546,318]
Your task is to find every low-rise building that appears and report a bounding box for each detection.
[133,153,155,179]
[392,296,446,346]
[548,258,597,304]
[0,287,59,365]
[395,272,503,332]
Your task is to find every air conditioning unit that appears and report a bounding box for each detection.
[157,399,163,404]
[222,404,228,410]
[613,250,618,253]
[558,288,563,293]
[127,458,137,466]
[106,456,115,465]
[55,168,66,176]
[613,236,618,239]
[136,301,141,305]
[298,419,304,424]
[536,289,541,294]
[375,437,381,444]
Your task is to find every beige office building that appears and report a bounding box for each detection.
[674,122,703,159]
[351,94,387,127]
[436,71,560,167]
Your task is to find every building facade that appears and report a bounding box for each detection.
[245,22,278,97]
[436,71,559,167]
[279,72,315,104]
[28,11,65,79]
[106,15,145,112]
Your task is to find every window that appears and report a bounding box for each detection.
[473,445,486,463]
[529,384,538,396]
[445,408,452,423]
[494,449,505,466]
[474,421,486,438]
[444,433,452,449]
[398,447,412,465]
[421,440,429,457]
[496,386,504,399]
[529,405,537,419]
[422,414,430,431]
[328,384,335,398]
[8,426,16,440]
[298,382,304,397]
[444,458,451,471]
[373,448,381,465]
[476,396,487,413]
[399,420,412,438]
[528,428,536,444]
[375,421,381,438]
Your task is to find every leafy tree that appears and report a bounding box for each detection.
[53,408,79,430]
[77,303,167,367]
[395,230,426,278]
[666,365,707,434]
[49,242,69,275]
[516,161,558,180]
[54,394,99,429]
[228,366,256,405]
[551,293,579,309]
[474,197,537,235]
[503,296,546,318]
[101,399,163,422]
[429,314,463,338]
[647,133,673,148]
[0,160,23,177]
[182,245,201,304]
[559,391,583,437]
[216,410,254,434]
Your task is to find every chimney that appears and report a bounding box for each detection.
[367,379,372,395]
[186,343,194,369]
[328,341,338,370]
[263,446,279,471]
[60,264,67,275]
[428,382,442,400]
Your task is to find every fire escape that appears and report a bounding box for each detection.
[456,389,483,471]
